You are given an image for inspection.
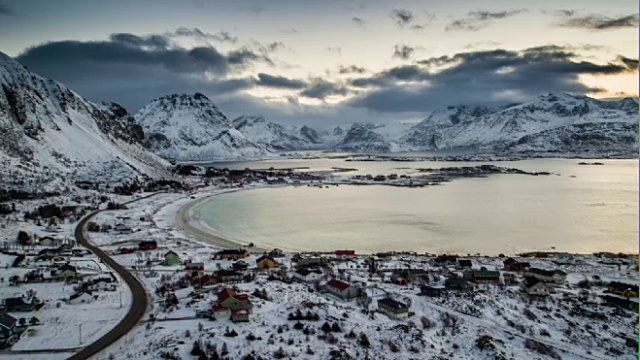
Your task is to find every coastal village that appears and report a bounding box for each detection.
[0,166,636,360]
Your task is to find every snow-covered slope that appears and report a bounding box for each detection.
[0,51,169,192]
[336,123,395,153]
[232,115,317,151]
[135,93,268,161]
[402,93,638,153]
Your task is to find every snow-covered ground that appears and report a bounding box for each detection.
[75,189,638,360]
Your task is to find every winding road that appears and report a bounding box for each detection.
[66,193,161,360]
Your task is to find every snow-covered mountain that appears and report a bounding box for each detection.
[0,51,169,192]
[232,115,317,151]
[402,93,638,153]
[134,93,268,161]
[336,123,395,152]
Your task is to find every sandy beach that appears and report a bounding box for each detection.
[175,191,268,253]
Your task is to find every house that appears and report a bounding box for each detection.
[212,304,230,318]
[55,264,78,279]
[138,241,158,251]
[420,286,444,297]
[392,269,428,281]
[458,260,473,269]
[607,281,639,297]
[377,298,410,319]
[297,257,329,267]
[601,294,638,311]
[525,268,567,284]
[114,224,132,233]
[503,258,530,271]
[163,251,182,266]
[256,255,279,269]
[335,250,356,257]
[433,255,457,266]
[232,260,249,271]
[522,276,550,296]
[0,313,17,339]
[3,297,38,312]
[197,274,218,286]
[69,291,94,305]
[215,270,244,283]
[464,268,500,283]
[292,268,323,283]
[39,237,56,247]
[86,279,116,292]
[390,273,408,286]
[268,249,286,258]
[216,288,252,322]
[445,275,469,291]
[214,249,249,260]
[231,309,250,322]
[185,262,205,271]
[325,279,358,300]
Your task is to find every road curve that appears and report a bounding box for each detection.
[67,193,161,360]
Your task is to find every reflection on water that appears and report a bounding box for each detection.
[195,158,637,255]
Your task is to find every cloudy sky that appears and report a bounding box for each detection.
[1,0,637,126]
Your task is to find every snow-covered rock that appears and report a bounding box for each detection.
[402,93,638,153]
[135,93,268,161]
[0,51,169,192]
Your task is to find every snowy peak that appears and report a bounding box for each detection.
[0,51,169,191]
[232,115,326,151]
[337,123,393,152]
[402,93,638,153]
[135,93,267,161]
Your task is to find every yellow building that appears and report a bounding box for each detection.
[256,255,279,269]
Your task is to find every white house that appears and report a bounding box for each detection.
[69,292,94,305]
[522,276,550,296]
[525,268,567,284]
[87,280,116,292]
[292,269,323,283]
[325,279,358,300]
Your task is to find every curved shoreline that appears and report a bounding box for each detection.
[175,189,269,253]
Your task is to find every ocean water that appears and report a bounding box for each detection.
[193,158,637,255]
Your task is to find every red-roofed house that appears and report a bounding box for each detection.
[326,279,358,300]
[215,288,252,322]
[335,250,356,257]
[231,309,250,322]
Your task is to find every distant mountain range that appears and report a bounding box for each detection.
[0,51,636,192]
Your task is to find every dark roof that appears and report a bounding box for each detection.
[69,291,91,300]
[256,255,276,263]
[458,260,472,267]
[523,276,543,287]
[216,270,242,277]
[57,264,77,272]
[434,255,457,263]
[503,257,517,265]
[378,298,408,310]
[4,297,28,307]
[296,268,321,276]
[527,268,556,277]
[217,249,248,255]
[609,281,639,292]
[327,279,351,291]
[0,313,17,329]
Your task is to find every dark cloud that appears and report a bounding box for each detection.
[393,45,415,60]
[301,79,349,100]
[0,1,13,15]
[446,10,526,31]
[15,32,274,111]
[256,73,307,89]
[617,56,638,71]
[110,33,171,50]
[171,27,239,44]
[390,9,413,27]
[338,65,367,74]
[556,14,639,30]
[348,46,633,112]
[352,17,367,29]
